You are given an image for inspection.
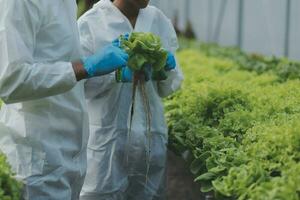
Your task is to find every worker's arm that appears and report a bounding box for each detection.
[78,16,120,100]
[0,0,127,104]
[0,0,79,104]
[157,18,184,98]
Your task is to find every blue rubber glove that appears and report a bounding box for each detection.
[120,66,133,82]
[117,65,151,82]
[112,33,130,48]
[82,44,128,77]
[117,65,152,82]
[165,52,176,71]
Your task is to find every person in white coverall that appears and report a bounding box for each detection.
[0,0,129,199]
[78,0,183,199]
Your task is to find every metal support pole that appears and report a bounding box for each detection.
[284,0,291,57]
[237,0,244,47]
[213,0,228,42]
[207,0,214,42]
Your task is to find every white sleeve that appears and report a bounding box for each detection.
[0,0,77,104]
[78,15,116,100]
[157,17,184,98]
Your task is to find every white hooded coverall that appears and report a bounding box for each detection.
[0,0,89,199]
[78,0,183,199]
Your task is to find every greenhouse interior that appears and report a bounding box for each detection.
[0,0,299,200]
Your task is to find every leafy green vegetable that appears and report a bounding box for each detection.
[165,47,300,199]
[120,32,168,72]
[179,39,300,82]
[0,153,22,200]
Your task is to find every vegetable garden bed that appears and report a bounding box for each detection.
[0,40,299,199]
[0,154,22,200]
[165,42,300,200]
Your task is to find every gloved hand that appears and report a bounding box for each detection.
[151,52,176,81]
[165,51,176,71]
[112,33,130,48]
[81,44,128,77]
[116,66,133,82]
[116,65,152,82]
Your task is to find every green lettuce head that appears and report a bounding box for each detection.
[120,32,168,72]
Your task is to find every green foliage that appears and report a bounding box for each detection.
[165,48,300,199]
[0,153,22,200]
[179,40,300,82]
[120,32,168,72]
[201,43,300,81]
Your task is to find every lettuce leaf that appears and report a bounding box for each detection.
[120,32,168,72]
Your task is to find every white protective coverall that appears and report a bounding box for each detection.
[78,0,183,199]
[0,0,89,199]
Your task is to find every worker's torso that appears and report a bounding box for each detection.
[81,0,169,151]
[0,0,88,179]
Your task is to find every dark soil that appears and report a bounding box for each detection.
[167,151,208,200]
